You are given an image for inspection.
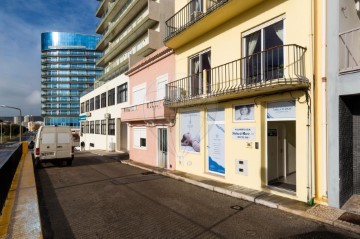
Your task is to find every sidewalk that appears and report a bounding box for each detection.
[118,158,360,235]
[0,146,42,239]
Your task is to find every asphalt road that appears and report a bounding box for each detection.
[35,151,360,239]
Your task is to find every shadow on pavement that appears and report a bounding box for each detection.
[34,165,75,238]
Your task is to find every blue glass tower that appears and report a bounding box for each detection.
[41,32,103,127]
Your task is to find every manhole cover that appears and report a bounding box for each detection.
[338,212,360,226]
[230,205,244,211]
[141,171,156,175]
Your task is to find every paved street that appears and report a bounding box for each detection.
[35,151,360,239]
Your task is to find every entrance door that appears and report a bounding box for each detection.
[267,128,278,182]
[158,128,167,168]
[267,121,296,192]
[266,100,296,192]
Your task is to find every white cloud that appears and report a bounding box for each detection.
[25,91,41,106]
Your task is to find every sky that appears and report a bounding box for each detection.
[0,0,99,117]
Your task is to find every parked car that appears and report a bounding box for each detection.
[33,126,74,167]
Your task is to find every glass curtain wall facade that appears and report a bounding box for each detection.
[41,32,103,127]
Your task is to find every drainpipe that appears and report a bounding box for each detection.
[307,103,313,205]
[321,0,328,199]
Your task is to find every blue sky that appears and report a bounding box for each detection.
[0,0,99,117]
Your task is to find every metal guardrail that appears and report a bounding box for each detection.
[164,0,229,41]
[0,143,22,215]
[165,44,307,104]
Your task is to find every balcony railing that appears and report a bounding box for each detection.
[339,27,360,73]
[165,44,308,105]
[122,99,175,121]
[165,0,228,41]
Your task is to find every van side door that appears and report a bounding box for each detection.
[56,132,72,159]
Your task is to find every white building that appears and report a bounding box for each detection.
[80,74,129,151]
[80,0,174,152]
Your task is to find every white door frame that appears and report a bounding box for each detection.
[265,101,296,187]
[156,126,168,168]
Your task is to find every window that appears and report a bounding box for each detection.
[80,122,84,134]
[156,74,168,100]
[101,92,106,108]
[80,102,85,113]
[189,50,211,96]
[108,88,115,106]
[101,120,106,135]
[95,120,100,134]
[243,18,284,83]
[133,84,146,105]
[85,121,89,133]
[90,98,94,111]
[95,95,100,109]
[85,100,89,112]
[108,119,115,135]
[90,121,94,134]
[117,83,127,103]
[133,127,146,148]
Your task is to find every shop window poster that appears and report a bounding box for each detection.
[234,104,255,122]
[180,111,200,152]
[207,108,225,175]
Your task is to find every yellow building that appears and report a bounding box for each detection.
[164,0,325,203]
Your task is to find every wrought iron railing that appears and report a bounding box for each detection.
[164,0,228,41]
[339,27,360,72]
[0,143,22,215]
[165,44,307,104]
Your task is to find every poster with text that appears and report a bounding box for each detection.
[207,123,225,174]
[267,100,296,120]
[180,111,200,152]
[207,108,225,174]
[232,127,256,140]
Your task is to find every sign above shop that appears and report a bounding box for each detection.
[267,100,296,120]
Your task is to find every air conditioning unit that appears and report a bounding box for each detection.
[85,112,91,117]
[104,113,111,119]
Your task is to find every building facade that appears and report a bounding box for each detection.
[121,47,176,169]
[41,32,103,127]
[164,0,322,203]
[327,0,360,208]
[80,0,174,152]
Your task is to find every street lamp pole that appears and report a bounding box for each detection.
[1,105,22,143]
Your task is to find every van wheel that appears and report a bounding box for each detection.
[66,160,73,166]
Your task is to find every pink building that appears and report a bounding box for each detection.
[122,47,176,169]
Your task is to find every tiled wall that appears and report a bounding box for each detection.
[339,96,354,207]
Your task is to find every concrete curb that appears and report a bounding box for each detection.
[122,160,360,235]
[6,152,43,239]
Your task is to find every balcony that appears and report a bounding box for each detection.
[339,27,360,73]
[95,30,160,86]
[97,7,159,65]
[96,0,127,34]
[96,0,115,18]
[164,0,264,49]
[96,0,151,50]
[122,99,175,122]
[165,45,308,107]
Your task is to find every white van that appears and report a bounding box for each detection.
[33,126,74,167]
